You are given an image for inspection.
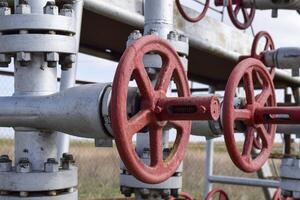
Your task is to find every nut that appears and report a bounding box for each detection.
[16,0,31,14]
[44,1,58,15]
[59,54,76,70]
[128,30,142,41]
[167,31,178,41]
[0,155,12,172]
[140,188,150,198]
[46,52,59,68]
[44,158,59,173]
[0,2,11,16]
[16,52,31,66]
[120,186,133,197]
[148,29,158,36]
[61,153,75,170]
[16,158,32,173]
[60,4,74,17]
[179,34,188,43]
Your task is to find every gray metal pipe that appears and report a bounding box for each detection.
[0,84,112,140]
[264,48,300,70]
[209,175,280,188]
[243,0,300,10]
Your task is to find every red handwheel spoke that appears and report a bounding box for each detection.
[149,124,163,167]
[127,109,153,137]
[256,124,271,148]
[243,70,255,104]
[242,8,250,21]
[242,127,255,157]
[256,88,272,106]
[155,60,175,92]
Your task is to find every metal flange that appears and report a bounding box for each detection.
[0,15,76,33]
[0,190,78,200]
[0,34,76,54]
[0,167,77,191]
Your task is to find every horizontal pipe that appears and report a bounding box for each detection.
[255,107,300,124]
[209,175,280,188]
[242,0,300,10]
[0,84,111,139]
[263,48,300,70]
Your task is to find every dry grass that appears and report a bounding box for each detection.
[0,139,285,200]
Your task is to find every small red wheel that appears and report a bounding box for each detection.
[111,35,191,184]
[223,58,276,172]
[226,0,255,29]
[273,188,294,200]
[205,189,229,200]
[176,0,210,23]
[251,31,276,79]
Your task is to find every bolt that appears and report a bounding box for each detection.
[161,189,171,199]
[128,30,142,41]
[61,153,75,170]
[148,29,158,36]
[16,52,31,66]
[44,158,59,173]
[120,186,132,197]
[48,191,57,196]
[0,155,12,172]
[140,188,150,198]
[179,34,188,43]
[68,187,75,193]
[0,0,10,16]
[60,4,74,17]
[0,191,9,195]
[16,158,32,173]
[0,1,8,7]
[44,1,58,15]
[0,54,11,67]
[60,54,76,70]
[19,0,28,4]
[46,52,59,68]
[167,31,178,41]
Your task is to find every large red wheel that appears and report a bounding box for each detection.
[225,0,255,29]
[251,31,276,79]
[111,35,191,184]
[176,0,210,23]
[223,58,276,172]
[205,189,229,200]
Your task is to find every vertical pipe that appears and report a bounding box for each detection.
[144,0,174,38]
[14,0,59,171]
[56,0,84,159]
[204,139,214,197]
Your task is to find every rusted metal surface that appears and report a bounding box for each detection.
[175,0,209,22]
[223,58,276,172]
[205,188,229,200]
[214,0,255,29]
[111,36,191,184]
[157,96,220,121]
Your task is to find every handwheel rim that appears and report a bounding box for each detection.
[223,58,276,172]
[205,189,229,200]
[251,31,276,79]
[111,35,191,184]
[227,0,255,29]
[176,0,210,23]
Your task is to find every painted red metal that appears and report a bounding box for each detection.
[169,192,193,200]
[176,0,210,23]
[273,188,293,200]
[205,189,229,200]
[240,31,275,79]
[255,106,300,124]
[111,35,193,184]
[223,58,276,172]
[214,0,255,29]
[156,96,220,121]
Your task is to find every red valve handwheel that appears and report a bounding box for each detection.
[176,0,210,23]
[223,58,276,172]
[273,188,293,200]
[224,0,255,29]
[251,31,276,79]
[169,192,193,200]
[111,35,191,184]
[205,189,229,200]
